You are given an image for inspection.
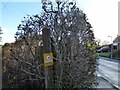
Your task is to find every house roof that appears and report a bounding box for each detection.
[113,36,120,43]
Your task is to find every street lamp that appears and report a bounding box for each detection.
[108,36,113,58]
[108,36,112,43]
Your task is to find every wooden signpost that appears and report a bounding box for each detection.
[42,28,54,88]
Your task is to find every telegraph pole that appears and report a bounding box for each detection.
[42,28,54,88]
[41,0,62,88]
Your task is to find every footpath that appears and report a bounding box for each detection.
[94,71,118,89]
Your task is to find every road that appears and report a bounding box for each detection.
[96,57,120,89]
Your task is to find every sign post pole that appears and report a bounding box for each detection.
[42,28,54,89]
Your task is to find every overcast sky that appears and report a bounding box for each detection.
[0,0,119,45]
[81,0,119,45]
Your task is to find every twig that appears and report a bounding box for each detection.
[21,67,45,80]
[23,37,36,59]
[11,53,33,66]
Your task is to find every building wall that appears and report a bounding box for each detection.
[113,42,120,50]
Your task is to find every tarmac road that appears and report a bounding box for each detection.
[95,57,120,89]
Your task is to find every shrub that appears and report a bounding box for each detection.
[112,50,120,59]
[98,52,110,58]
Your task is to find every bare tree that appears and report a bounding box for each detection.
[3,1,98,88]
[43,2,98,88]
[0,27,3,42]
[102,40,110,46]
[95,38,101,46]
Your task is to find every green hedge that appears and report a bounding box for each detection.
[98,50,120,59]
[98,52,110,58]
[112,50,120,59]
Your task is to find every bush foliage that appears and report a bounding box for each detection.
[112,50,120,59]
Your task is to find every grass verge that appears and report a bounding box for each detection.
[97,52,110,58]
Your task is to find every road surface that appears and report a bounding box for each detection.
[97,57,120,89]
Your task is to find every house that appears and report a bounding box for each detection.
[113,35,120,50]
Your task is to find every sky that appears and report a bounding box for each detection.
[0,0,119,45]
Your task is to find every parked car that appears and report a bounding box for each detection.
[97,46,111,53]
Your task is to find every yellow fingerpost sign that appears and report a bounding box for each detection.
[44,53,53,67]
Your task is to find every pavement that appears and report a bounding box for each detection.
[97,77,114,88]
[93,71,119,90]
